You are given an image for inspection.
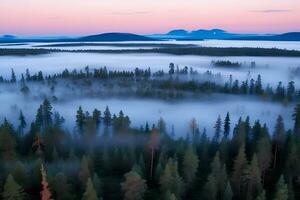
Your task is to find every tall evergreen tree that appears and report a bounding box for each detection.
[213,115,222,142]
[292,103,300,138]
[2,174,25,200]
[18,110,26,135]
[121,171,147,200]
[160,158,184,199]
[274,175,288,200]
[273,115,285,168]
[82,178,99,200]
[224,112,231,138]
[76,106,85,132]
[103,106,112,127]
[242,154,262,200]
[232,145,248,197]
[182,146,199,186]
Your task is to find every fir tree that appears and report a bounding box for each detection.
[224,112,231,138]
[213,115,222,142]
[160,158,184,199]
[274,175,288,200]
[2,174,25,200]
[183,146,199,186]
[103,106,111,127]
[76,106,86,132]
[121,171,147,200]
[82,178,99,200]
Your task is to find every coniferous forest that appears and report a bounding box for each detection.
[0,65,299,200]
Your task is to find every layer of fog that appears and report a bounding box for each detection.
[0,52,299,87]
[0,84,294,138]
[1,40,300,50]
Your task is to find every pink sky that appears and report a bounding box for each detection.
[0,0,300,36]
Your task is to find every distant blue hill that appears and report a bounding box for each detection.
[0,33,155,43]
[231,32,300,41]
[149,29,300,41]
[79,33,155,41]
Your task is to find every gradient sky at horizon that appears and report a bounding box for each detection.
[1,0,300,36]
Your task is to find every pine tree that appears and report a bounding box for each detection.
[160,158,184,199]
[213,115,222,142]
[292,103,300,137]
[92,109,101,128]
[10,68,16,83]
[242,154,262,200]
[18,110,26,135]
[274,175,288,200]
[148,128,160,179]
[163,191,177,200]
[273,115,285,168]
[76,106,85,132]
[0,120,17,160]
[255,75,263,95]
[224,112,231,138]
[51,172,73,200]
[183,146,199,185]
[2,174,25,200]
[287,81,295,101]
[232,145,247,196]
[203,152,227,200]
[103,106,111,127]
[42,98,53,128]
[79,155,91,187]
[224,181,233,200]
[92,173,102,198]
[121,171,147,200]
[256,137,271,184]
[82,178,99,200]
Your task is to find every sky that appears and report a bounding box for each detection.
[0,0,300,36]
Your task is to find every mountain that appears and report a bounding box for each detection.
[232,32,300,41]
[149,29,257,40]
[79,33,155,42]
[0,33,155,43]
[149,29,300,41]
[0,35,17,40]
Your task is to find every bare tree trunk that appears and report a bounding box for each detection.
[273,144,278,168]
[150,148,154,179]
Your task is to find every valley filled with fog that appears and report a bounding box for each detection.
[0,40,299,138]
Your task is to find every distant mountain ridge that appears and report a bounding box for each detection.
[80,33,155,41]
[231,32,300,41]
[149,29,300,41]
[0,33,155,43]
[1,30,300,42]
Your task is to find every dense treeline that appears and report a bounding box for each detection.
[1,66,299,103]
[0,98,299,200]
[1,46,300,57]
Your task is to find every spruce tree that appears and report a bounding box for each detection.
[159,158,184,199]
[82,178,99,200]
[183,146,199,186]
[232,145,247,196]
[274,175,288,200]
[2,174,25,200]
[292,103,300,137]
[103,106,111,127]
[121,171,147,200]
[273,115,285,168]
[76,106,85,132]
[242,154,262,200]
[224,112,231,138]
[213,115,222,142]
[18,110,26,135]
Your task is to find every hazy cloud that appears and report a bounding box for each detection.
[110,11,150,15]
[253,9,292,13]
